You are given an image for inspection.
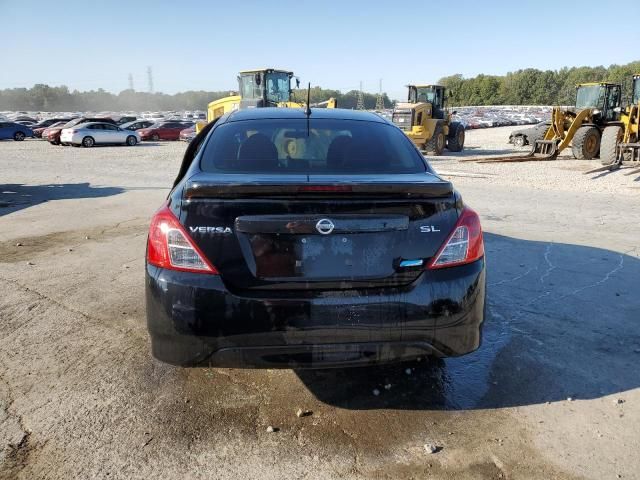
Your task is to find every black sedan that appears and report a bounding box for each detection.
[145,108,486,368]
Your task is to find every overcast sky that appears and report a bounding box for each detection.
[2,0,639,100]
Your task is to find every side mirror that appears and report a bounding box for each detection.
[255,73,261,86]
[296,77,300,89]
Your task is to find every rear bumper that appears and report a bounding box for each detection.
[145,259,486,368]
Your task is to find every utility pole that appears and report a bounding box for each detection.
[356,81,365,110]
[128,73,134,91]
[375,78,385,111]
[147,66,154,94]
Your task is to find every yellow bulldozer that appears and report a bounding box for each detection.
[599,74,640,171]
[196,68,337,132]
[391,84,465,155]
[470,82,624,164]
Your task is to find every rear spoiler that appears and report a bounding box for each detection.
[185,177,453,199]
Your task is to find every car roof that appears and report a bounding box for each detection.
[78,122,117,127]
[121,120,148,126]
[223,107,387,124]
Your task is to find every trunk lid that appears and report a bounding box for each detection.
[181,173,458,292]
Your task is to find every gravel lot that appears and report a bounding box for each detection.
[1,128,639,479]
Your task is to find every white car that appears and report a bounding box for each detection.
[60,122,141,147]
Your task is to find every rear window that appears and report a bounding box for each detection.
[200,118,426,174]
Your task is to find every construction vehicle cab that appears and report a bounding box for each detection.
[633,74,640,104]
[238,68,298,109]
[202,69,296,126]
[599,75,640,171]
[197,68,337,133]
[408,85,447,119]
[574,82,621,122]
[392,84,464,155]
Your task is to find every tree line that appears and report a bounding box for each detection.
[439,61,640,106]
[2,60,639,111]
[0,84,393,112]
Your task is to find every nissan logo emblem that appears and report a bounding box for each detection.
[315,218,335,235]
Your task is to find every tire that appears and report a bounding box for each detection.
[13,131,25,141]
[600,126,622,168]
[82,136,95,148]
[151,134,160,141]
[446,122,465,152]
[425,122,445,156]
[126,135,137,146]
[513,135,526,148]
[571,126,600,160]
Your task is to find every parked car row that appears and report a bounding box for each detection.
[1,110,201,145]
[451,106,551,130]
[30,117,194,147]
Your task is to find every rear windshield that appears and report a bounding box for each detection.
[200,118,426,174]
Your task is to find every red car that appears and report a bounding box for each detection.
[32,118,73,138]
[179,125,196,142]
[138,121,193,141]
[40,121,69,141]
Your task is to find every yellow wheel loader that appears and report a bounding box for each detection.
[470,82,623,164]
[599,74,640,171]
[196,68,337,132]
[391,85,465,156]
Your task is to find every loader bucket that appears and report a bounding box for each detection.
[618,142,640,163]
[532,139,558,158]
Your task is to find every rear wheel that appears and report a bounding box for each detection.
[446,122,465,152]
[126,135,137,146]
[425,122,445,156]
[572,126,600,160]
[600,126,623,169]
[13,131,25,141]
[82,136,95,148]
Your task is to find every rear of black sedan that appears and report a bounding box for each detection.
[145,108,486,368]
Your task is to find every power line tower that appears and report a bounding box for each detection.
[375,78,385,111]
[147,66,154,94]
[128,73,134,91]
[356,81,365,110]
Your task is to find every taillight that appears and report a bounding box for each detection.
[146,204,218,274]
[428,207,484,269]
